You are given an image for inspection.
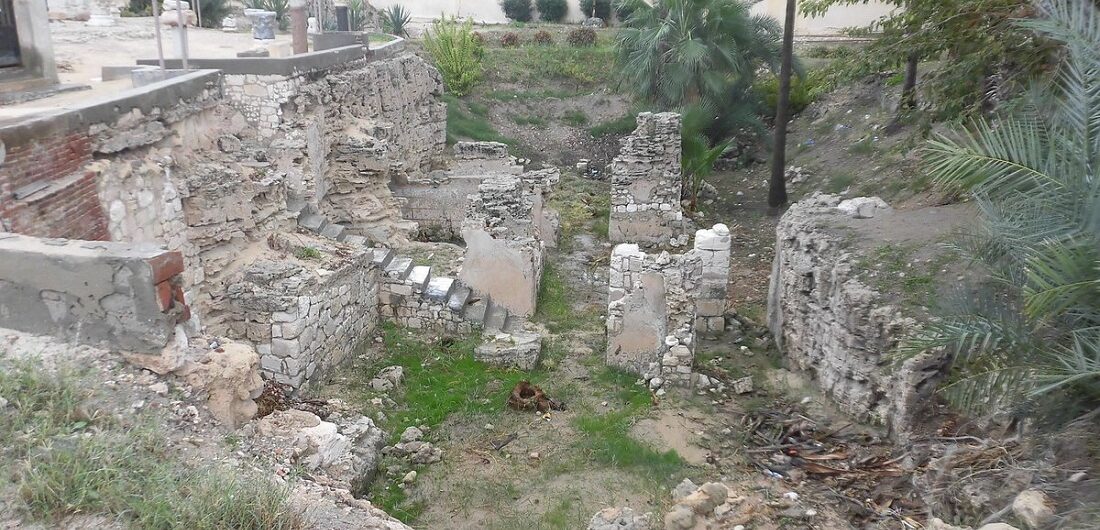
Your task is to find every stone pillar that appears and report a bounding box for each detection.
[86,0,119,26]
[248,9,277,42]
[608,112,689,248]
[692,223,731,334]
[289,0,308,54]
[10,0,59,86]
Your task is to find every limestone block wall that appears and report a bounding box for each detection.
[690,224,732,333]
[767,194,947,437]
[223,247,379,389]
[379,271,477,335]
[0,232,189,353]
[391,174,483,240]
[608,112,689,247]
[607,243,700,387]
[459,175,543,317]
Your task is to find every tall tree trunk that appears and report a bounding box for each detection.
[768,0,796,210]
[900,52,918,109]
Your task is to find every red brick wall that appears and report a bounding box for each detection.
[0,132,110,241]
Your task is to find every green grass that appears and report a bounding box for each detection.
[827,173,856,194]
[848,135,878,155]
[510,113,549,128]
[485,88,581,101]
[484,45,616,88]
[0,360,303,529]
[535,261,600,333]
[561,110,589,126]
[588,113,638,137]
[370,324,546,436]
[443,94,512,145]
[546,174,610,244]
[294,246,322,260]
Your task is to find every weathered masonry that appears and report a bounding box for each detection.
[0,39,555,394]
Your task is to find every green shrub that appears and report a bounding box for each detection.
[423,17,485,97]
[579,0,611,20]
[500,31,521,47]
[500,0,533,22]
[121,0,150,16]
[380,4,411,36]
[536,0,568,22]
[533,29,554,45]
[755,69,832,116]
[347,0,370,31]
[567,27,598,47]
[195,0,232,28]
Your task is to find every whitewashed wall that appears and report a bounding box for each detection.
[751,0,894,36]
[371,0,895,35]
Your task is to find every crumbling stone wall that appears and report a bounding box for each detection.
[767,194,948,437]
[607,243,700,388]
[224,243,379,389]
[608,112,689,247]
[459,175,544,317]
[690,224,732,333]
[0,232,189,353]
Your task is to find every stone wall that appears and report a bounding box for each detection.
[223,238,379,389]
[767,194,949,437]
[607,243,700,388]
[0,232,189,353]
[608,112,689,248]
[690,224,732,334]
[459,175,544,317]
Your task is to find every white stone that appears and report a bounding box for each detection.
[1012,490,1054,529]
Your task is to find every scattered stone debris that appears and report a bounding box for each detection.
[1011,489,1054,529]
[731,376,753,395]
[587,507,652,530]
[384,426,443,465]
[371,366,405,391]
[507,380,565,412]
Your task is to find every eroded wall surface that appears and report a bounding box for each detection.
[767,194,948,438]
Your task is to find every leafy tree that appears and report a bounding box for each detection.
[614,0,782,138]
[536,0,569,22]
[904,0,1100,420]
[501,0,534,22]
[800,0,1060,118]
[682,106,732,211]
[581,0,612,19]
[423,17,486,97]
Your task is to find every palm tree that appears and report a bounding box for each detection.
[768,0,796,210]
[614,0,782,136]
[905,0,1100,421]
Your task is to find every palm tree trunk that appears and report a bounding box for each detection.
[900,52,918,109]
[768,0,796,210]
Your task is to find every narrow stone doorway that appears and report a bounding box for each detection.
[0,0,21,69]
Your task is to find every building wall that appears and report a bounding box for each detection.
[751,0,894,36]
[370,0,592,24]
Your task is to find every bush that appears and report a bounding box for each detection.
[536,0,568,22]
[472,31,486,45]
[381,4,411,36]
[579,0,611,20]
[196,0,232,28]
[533,29,554,45]
[423,17,485,97]
[347,0,369,31]
[567,27,598,47]
[755,70,832,116]
[500,32,521,47]
[500,0,533,22]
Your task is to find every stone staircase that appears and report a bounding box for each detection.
[293,202,526,337]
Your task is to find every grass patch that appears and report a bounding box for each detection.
[443,94,512,145]
[535,261,599,333]
[0,360,303,529]
[293,246,322,260]
[573,410,684,477]
[589,113,637,137]
[483,45,616,88]
[847,135,878,155]
[485,88,580,101]
[510,113,549,128]
[546,174,610,243]
[827,173,856,194]
[370,323,546,436]
[561,110,589,126]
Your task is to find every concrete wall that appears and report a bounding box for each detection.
[751,0,894,36]
[0,232,188,352]
[2,0,58,88]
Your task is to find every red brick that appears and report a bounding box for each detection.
[155,281,173,311]
[146,251,185,283]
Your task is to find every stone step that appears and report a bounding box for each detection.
[503,314,524,334]
[483,304,508,334]
[371,247,394,268]
[447,283,472,312]
[408,265,431,292]
[286,196,308,215]
[463,294,491,323]
[384,257,414,280]
[320,223,346,241]
[424,276,455,302]
[298,213,327,232]
[343,235,369,247]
